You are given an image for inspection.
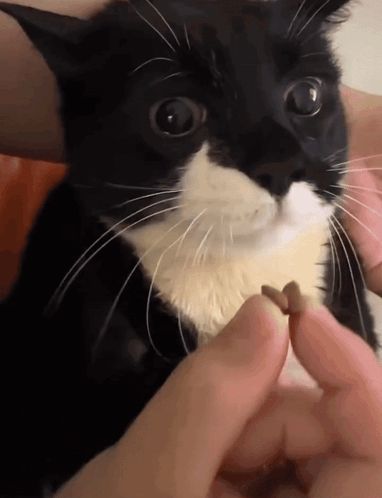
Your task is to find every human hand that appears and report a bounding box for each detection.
[224,292,382,497]
[54,295,290,498]
[340,86,382,295]
[54,289,382,498]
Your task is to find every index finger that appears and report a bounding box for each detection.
[290,304,382,459]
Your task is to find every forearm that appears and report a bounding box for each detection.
[0,0,108,162]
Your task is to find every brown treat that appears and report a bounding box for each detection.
[282,281,306,314]
[261,285,289,313]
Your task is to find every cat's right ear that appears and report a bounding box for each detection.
[0,2,89,76]
[281,0,354,33]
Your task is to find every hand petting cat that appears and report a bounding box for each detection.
[54,291,382,498]
[342,87,382,295]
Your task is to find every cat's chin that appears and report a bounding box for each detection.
[176,182,334,256]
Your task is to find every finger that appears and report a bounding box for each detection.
[224,386,330,473]
[290,304,382,459]
[111,295,289,498]
[367,261,382,295]
[309,456,382,498]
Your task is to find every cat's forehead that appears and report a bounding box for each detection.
[163,0,288,39]
[136,0,308,71]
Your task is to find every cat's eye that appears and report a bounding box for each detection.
[150,97,206,137]
[285,77,323,117]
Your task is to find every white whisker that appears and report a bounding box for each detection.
[104,182,187,193]
[106,191,177,212]
[130,2,176,53]
[342,193,382,219]
[332,183,382,197]
[296,0,331,38]
[332,200,382,248]
[130,56,175,75]
[175,209,206,257]
[47,201,184,314]
[47,192,181,303]
[145,218,201,358]
[301,51,327,58]
[45,191,182,313]
[221,214,227,259]
[95,216,185,359]
[328,152,382,171]
[333,215,367,289]
[154,71,186,84]
[327,231,336,302]
[287,0,308,38]
[193,225,214,266]
[202,231,213,265]
[184,23,191,50]
[144,0,180,46]
[330,226,342,295]
[335,167,382,174]
[323,146,347,162]
[330,215,367,340]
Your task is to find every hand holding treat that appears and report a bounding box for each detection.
[222,283,382,497]
[55,284,382,498]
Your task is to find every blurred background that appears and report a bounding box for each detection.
[333,0,382,95]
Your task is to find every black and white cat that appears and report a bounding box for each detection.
[0,0,380,495]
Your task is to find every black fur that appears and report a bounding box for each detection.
[0,0,376,495]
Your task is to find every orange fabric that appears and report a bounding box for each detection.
[0,155,66,299]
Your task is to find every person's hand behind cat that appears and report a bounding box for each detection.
[341,87,382,295]
[54,291,382,498]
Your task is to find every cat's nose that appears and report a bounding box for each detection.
[253,161,306,197]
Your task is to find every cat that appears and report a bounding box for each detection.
[0,0,379,495]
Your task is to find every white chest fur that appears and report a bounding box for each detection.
[126,220,330,387]
[128,222,329,341]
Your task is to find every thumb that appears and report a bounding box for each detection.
[111,295,289,498]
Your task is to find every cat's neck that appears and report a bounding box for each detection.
[124,220,330,340]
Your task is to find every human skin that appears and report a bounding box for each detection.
[0,0,107,162]
[54,294,382,498]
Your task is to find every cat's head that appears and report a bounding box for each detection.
[0,0,351,254]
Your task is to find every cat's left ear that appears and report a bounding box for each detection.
[0,2,89,76]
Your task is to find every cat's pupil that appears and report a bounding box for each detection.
[156,99,194,135]
[286,78,322,117]
[151,97,206,137]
